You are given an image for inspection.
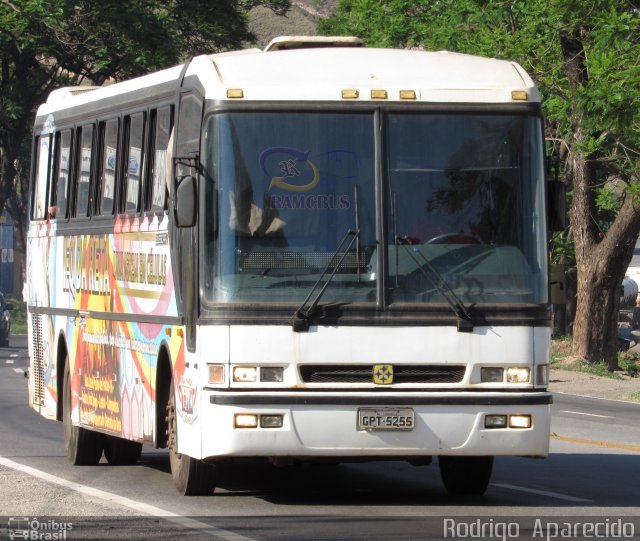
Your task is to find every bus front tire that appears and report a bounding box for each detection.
[63,362,104,465]
[104,436,143,465]
[438,456,493,496]
[166,383,219,495]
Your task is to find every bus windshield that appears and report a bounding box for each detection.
[202,112,547,306]
[203,112,377,304]
[386,113,547,304]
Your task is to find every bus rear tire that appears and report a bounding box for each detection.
[439,456,493,496]
[63,362,104,465]
[104,436,143,465]
[167,383,219,495]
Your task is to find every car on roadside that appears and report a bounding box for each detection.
[0,292,13,347]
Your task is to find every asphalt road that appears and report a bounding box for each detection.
[0,335,639,540]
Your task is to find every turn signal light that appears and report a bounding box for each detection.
[536,364,549,386]
[341,89,359,99]
[371,89,388,99]
[207,364,225,385]
[227,88,245,99]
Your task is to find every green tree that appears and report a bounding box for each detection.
[0,0,289,285]
[320,0,640,368]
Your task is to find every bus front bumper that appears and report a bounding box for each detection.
[197,391,552,460]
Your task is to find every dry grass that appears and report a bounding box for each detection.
[551,337,640,379]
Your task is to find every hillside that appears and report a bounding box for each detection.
[293,0,339,17]
[248,0,339,49]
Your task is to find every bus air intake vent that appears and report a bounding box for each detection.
[299,365,466,384]
[31,314,46,405]
[264,36,364,52]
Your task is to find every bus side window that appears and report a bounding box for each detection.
[99,119,119,216]
[123,113,146,214]
[148,106,173,213]
[53,129,73,219]
[32,134,53,221]
[74,124,94,218]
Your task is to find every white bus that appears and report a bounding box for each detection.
[27,36,553,496]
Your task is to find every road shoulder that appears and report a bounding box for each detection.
[550,368,639,402]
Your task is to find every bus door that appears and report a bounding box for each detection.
[174,92,204,351]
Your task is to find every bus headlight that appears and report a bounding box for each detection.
[233,366,257,383]
[260,367,284,383]
[506,367,530,383]
[481,367,504,383]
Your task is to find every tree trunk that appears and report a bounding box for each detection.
[567,120,640,369]
[572,258,621,368]
[572,193,640,369]
[559,28,640,369]
[0,149,10,222]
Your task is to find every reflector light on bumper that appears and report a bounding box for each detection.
[234,414,284,429]
[485,414,532,429]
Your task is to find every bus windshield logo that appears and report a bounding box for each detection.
[260,147,320,192]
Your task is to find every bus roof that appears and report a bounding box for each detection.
[37,39,538,118]
[210,46,538,103]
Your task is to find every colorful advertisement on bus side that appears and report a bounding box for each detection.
[27,214,189,441]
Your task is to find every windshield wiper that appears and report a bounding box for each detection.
[395,236,474,332]
[291,228,360,332]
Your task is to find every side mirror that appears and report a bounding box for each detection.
[548,181,567,232]
[174,175,197,228]
[550,264,566,304]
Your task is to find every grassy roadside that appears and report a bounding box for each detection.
[551,336,640,380]
[617,390,640,402]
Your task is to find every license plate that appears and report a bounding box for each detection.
[357,407,415,431]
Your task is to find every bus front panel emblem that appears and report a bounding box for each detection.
[373,364,394,385]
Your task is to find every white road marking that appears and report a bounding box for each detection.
[560,410,613,419]
[0,456,256,541]
[492,483,592,502]
[12,368,22,374]
[6,360,14,364]
[10,353,18,358]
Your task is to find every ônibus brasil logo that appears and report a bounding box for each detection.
[8,518,73,540]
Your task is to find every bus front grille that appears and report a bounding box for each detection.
[299,364,466,384]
